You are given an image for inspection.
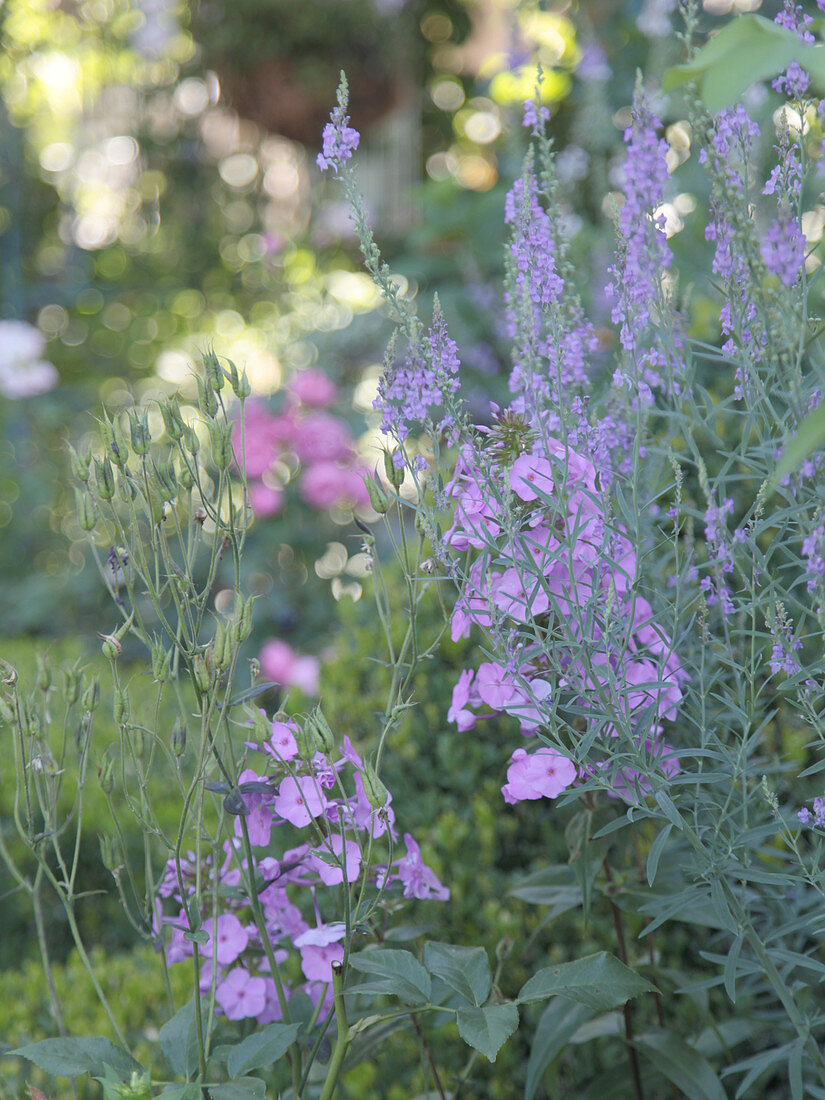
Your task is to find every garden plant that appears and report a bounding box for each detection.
[7,1,825,1098]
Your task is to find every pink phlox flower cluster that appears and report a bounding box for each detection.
[444,437,684,805]
[157,729,446,1023]
[374,300,460,442]
[501,746,577,804]
[233,385,370,520]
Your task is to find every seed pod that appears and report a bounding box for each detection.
[196,375,219,418]
[100,633,122,660]
[236,593,254,641]
[62,665,81,705]
[203,348,225,391]
[383,449,405,489]
[101,413,129,468]
[171,720,186,756]
[160,397,184,441]
[151,643,172,683]
[131,726,147,759]
[99,832,118,869]
[184,425,200,455]
[365,475,389,514]
[309,705,335,755]
[95,456,116,501]
[294,721,316,762]
[360,760,389,809]
[213,620,230,671]
[113,687,130,725]
[75,488,96,532]
[178,458,195,490]
[191,652,210,693]
[154,456,177,500]
[233,367,251,400]
[81,676,100,712]
[36,655,52,694]
[209,420,234,470]
[68,442,92,483]
[129,410,151,455]
[0,694,15,726]
[98,758,116,796]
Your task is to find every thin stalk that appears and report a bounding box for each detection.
[318,962,350,1100]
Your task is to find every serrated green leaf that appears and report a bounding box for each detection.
[422,942,491,1007]
[456,1003,518,1062]
[349,949,431,1005]
[208,1077,266,1100]
[226,1023,300,1078]
[159,998,201,1079]
[525,999,595,1100]
[635,1029,726,1100]
[9,1038,141,1080]
[518,952,657,1011]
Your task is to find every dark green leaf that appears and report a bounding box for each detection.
[422,942,491,1006]
[456,1003,518,1062]
[9,1038,141,1079]
[635,1029,726,1100]
[525,999,596,1100]
[159,998,201,1078]
[226,1024,300,1078]
[208,1078,266,1100]
[518,952,657,1012]
[160,1086,202,1100]
[349,949,431,1005]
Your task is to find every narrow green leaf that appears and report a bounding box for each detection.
[646,823,672,887]
[349,949,432,1005]
[723,932,744,1004]
[159,998,201,1079]
[635,1029,727,1100]
[456,1003,518,1063]
[789,1038,805,1100]
[9,1038,141,1080]
[518,953,657,1012]
[422,942,491,1007]
[774,402,825,484]
[525,999,595,1100]
[228,682,281,705]
[226,1023,300,1078]
[655,790,683,829]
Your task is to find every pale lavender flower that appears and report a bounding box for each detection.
[317,78,360,173]
[761,217,805,287]
[802,522,825,592]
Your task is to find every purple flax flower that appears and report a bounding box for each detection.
[217,967,268,1020]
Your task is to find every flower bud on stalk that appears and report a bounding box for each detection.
[129,410,151,455]
[100,414,129,468]
[365,475,389,514]
[360,760,389,809]
[152,643,172,683]
[68,442,92,483]
[213,619,233,671]
[230,364,251,400]
[35,655,52,694]
[203,349,225,392]
[75,489,96,532]
[62,665,81,705]
[95,456,116,501]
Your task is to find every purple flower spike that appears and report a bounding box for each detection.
[317,74,360,173]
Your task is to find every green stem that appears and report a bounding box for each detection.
[318,962,349,1100]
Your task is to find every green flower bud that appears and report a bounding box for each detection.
[62,663,82,705]
[151,643,172,683]
[171,720,187,757]
[154,456,177,500]
[209,419,234,470]
[360,760,389,809]
[68,442,92,483]
[308,705,335,755]
[230,362,251,400]
[99,831,118,870]
[178,458,195,490]
[383,449,405,489]
[365,475,389,514]
[100,413,129,468]
[192,652,210,693]
[94,456,116,501]
[196,375,219,418]
[100,633,122,660]
[129,410,151,455]
[75,488,96,531]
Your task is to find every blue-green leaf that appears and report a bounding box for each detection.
[646,823,672,887]
[208,1078,266,1100]
[422,942,491,1006]
[635,1029,727,1100]
[226,1023,300,1078]
[159,998,201,1079]
[518,953,657,1012]
[456,1003,519,1062]
[9,1038,141,1080]
[525,998,595,1100]
[349,949,431,1005]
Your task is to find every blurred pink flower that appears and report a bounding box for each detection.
[248,481,284,517]
[288,369,337,408]
[259,638,320,696]
[292,411,353,463]
[300,462,370,510]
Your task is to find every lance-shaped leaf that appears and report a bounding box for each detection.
[226,1023,300,1079]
